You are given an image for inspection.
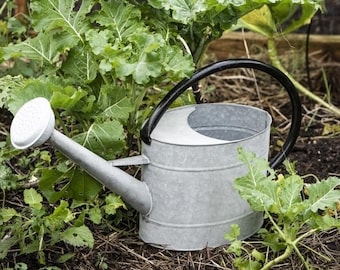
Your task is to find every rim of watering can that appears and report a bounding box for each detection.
[140,59,302,169]
[148,103,273,146]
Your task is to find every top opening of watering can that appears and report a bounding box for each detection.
[149,103,272,146]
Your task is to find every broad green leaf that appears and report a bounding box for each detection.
[0,208,18,223]
[233,256,262,270]
[39,167,102,203]
[268,1,299,26]
[149,0,207,23]
[61,225,94,248]
[7,80,53,114]
[258,229,286,252]
[44,200,74,230]
[0,236,17,259]
[0,75,25,108]
[128,33,165,84]
[3,32,75,67]
[226,239,243,256]
[97,85,134,123]
[67,169,103,201]
[85,29,112,56]
[12,262,28,270]
[24,188,43,210]
[311,212,340,230]
[283,159,297,176]
[50,86,88,110]
[56,252,75,263]
[103,193,126,216]
[224,224,240,241]
[39,168,68,203]
[8,80,88,114]
[0,163,19,190]
[112,33,165,84]
[30,0,92,43]
[61,48,98,84]
[307,177,340,213]
[163,46,195,81]
[237,5,277,37]
[235,1,322,36]
[133,51,164,85]
[251,249,265,263]
[73,210,86,227]
[88,207,102,225]
[237,149,275,187]
[73,120,126,160]
[99,97,133,123]
[94,0,143,41]
[280,2,321,34]
[234,149,278,212]
[278,175,305,219]
[148,0,277,26]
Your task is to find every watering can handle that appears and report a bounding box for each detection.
[141,59,301,169]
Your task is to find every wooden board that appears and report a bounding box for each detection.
[207,32,340,61]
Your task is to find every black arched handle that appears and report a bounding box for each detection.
[140,59,301,169]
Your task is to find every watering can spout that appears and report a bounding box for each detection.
[10,97,152,215]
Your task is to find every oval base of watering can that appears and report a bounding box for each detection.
[138,103,271,250]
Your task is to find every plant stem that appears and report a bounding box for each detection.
[54,110,70,137]
[299,241,331,262]
[294,227,318,244]
[193,35,210,67]
[292,243,313,270]
[261,245,293,270]
[266,210,286,240]
[0,0,8,16]
[127,80,137,153]
[267,37,340,116]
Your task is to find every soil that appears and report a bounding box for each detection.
[1,41,340,270]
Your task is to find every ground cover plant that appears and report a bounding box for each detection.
[225,149,340,270]
[0,0,339,269]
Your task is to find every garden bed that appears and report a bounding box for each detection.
[1,39,339,269]
[1,1,340,269]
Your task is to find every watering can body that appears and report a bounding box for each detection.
[10,59,302,251]
[139,104,270,250]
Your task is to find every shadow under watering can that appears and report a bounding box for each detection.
[10,59,302,251]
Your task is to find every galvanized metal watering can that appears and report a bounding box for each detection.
[10,59,301,251]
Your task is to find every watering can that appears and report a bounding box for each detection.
[10,59,301,251]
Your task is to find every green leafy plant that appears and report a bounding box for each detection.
[225,149,340,270]
[1,0,196,207]
[233,1,340,116]
[0,186,126,263]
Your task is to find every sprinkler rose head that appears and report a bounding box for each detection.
[10,97,55,149]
